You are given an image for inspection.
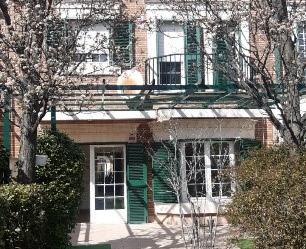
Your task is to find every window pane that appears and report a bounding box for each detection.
[211,142,229,155]
[95,186,104,197]
[114,159,124,171]
[105,198,115,210]
[105,185,114,197]
[95,198,104,210]
[222,183,231,197]
[210,143,220,155]
[115,197,125,209]
[212,184,220,197]
[115,185,124,196]
[196,143,205,154]
[187,184,196,197]
[196,157,205,169]
[95,172,104,184]
[196,184,206,197]
[185,143,194,157]
[211,156,229,169]
[211,170,220,183]
[105,172,114,184]
[115,172,124,183]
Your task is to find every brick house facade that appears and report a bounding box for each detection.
[2,0,280,224]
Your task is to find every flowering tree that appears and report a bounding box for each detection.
[160,0,306,148]
[0,0,128,183]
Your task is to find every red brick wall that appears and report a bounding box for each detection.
[135,122,155,222]
[255,118,274,147]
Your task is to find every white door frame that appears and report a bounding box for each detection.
[90,144,127,224]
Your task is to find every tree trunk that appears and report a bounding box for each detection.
[17,110,38,183]
[273,0,304,148]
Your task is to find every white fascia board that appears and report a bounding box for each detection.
[43,110,157,121]
[42,109,269,122]
[146,3,206,22]
[58,3,120,19]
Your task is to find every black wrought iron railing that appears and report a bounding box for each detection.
[145,53,256,87]
[145,53,202,86]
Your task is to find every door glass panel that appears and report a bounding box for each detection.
[94,146,125,210]
[115,172,124,183]
[95,198,104,210]
[115,197,124,209]
[105,198,115,209]
[95,186,104,197]
[95,172,104,184]
[115,185,124,196]
[115,159,124,171]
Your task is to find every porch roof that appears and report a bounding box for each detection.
[58,83,266,112]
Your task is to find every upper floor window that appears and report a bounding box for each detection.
[47,21,134,75]
[298,22,306,60]
[76,23,110,70]
[147,22,202,86]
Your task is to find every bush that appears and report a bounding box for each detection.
[36,129,85,249]
[0,146,10,184]
[0,130,85,249]
[0,184,45,249]
[227,147,306,249]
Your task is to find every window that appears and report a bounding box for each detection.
[160,62,181,85]
[182,141,234,200]
[298,23,306,60]
[77,23,110,63]
[157,23,185,85]
[185,142,206,197]
[210,142,232,197]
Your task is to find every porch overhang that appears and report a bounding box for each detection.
[42,108,268,122]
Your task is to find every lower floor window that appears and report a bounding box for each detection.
[182,141,234,199]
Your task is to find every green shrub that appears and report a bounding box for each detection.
[36,129,85,249]
[227,147,306,249]
[0,184,45,249]
[0,146,10,184]
[0,130,84,249]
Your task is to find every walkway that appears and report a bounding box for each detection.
[71,222,237,249]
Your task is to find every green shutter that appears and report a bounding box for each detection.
[239,138,261,160]
[152,142,177,203]
[46,20,68,48]
[274,48,282,84]
[213,33,229,88]
[185,24,202,85]
[112,22,134,69]
[127,143,148,224]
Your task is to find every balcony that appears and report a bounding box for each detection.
[145,53,203,86]
[50,54,259,112]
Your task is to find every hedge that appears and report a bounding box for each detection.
[0,146,10,184]
[227,147,306,249]
[0,129,85,249]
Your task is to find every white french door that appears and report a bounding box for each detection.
[90,145,127,224]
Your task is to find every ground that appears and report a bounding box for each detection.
[71,222,238,249]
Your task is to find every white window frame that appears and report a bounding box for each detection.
[75,23,121,75]
[180,140,235,201]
